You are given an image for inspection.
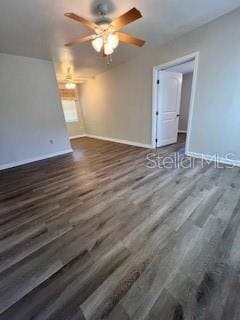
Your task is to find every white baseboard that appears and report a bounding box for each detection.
[86,134,154,149]
[186,151,240,167]
[0,149,73,171]
[0,134,152,171]
[69,134,86,140]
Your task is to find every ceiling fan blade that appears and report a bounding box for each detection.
[65,13,99,31]
[65,34,97,47]
[110,8,142,31]
[117,32,145,47]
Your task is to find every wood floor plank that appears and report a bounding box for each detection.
[0,135,240,319]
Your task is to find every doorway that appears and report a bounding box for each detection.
[152,52,199,153]
[59,84,86,140]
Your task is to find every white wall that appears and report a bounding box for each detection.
[179,73,193,132]
[0,53,71,169]
[81,9,240,162]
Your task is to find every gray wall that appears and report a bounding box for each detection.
[0,53,71,169]
[179,73,193,132]
[81,9,240,161]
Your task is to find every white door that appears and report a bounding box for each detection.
[156,71,183,147]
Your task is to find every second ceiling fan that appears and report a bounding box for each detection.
[64,4,145,58]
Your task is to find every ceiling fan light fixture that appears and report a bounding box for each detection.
[64,7,145,62]
[91,37,104,52]
[65,82,76,90]
[104,42,114,55]
[107,33,119,49]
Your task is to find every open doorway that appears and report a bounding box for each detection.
[59,84,85,140]
[152,52,199,153]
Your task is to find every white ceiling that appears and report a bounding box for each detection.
[0,0,240,80]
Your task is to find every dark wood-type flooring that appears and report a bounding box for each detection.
[1,136,240,319]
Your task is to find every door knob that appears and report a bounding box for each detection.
[177,114,180,117]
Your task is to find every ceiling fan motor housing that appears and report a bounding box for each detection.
[95,3,112,32]
[97,3,109,16]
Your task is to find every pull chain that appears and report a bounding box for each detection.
[106,54,112,65]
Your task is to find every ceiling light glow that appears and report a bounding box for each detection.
[65,82,76,89]
[91,37,104,52]
[107,33,119,49]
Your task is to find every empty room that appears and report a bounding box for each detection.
[1,1,240,319]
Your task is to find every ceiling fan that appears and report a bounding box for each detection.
[64,4,145,60]
[63,67,76,89]
[60,67,94,89]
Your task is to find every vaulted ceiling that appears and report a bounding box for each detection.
[0,0,240,81]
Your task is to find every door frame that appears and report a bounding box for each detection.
[152,52,200,153]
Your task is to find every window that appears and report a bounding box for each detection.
[62,100,79,123]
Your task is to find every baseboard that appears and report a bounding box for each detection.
[0,149,73,171]
[86,134,154,149]
[178,130,187,133]
[69,134,86,140]
[186,151,240,167]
